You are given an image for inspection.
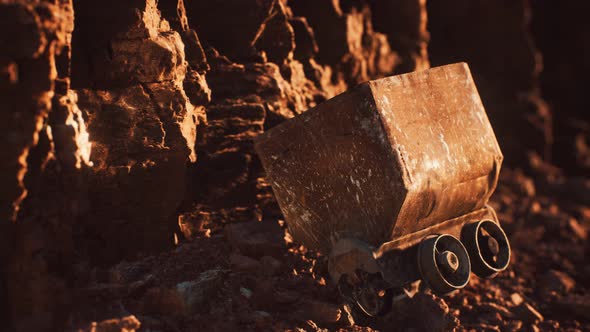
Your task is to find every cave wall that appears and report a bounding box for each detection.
[0,0,587,330]
[70,0,203,264]
[0,1,427,327]
[0,1,77,330]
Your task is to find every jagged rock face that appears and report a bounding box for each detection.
[185,0,280,61]
[368,0,430,73]
[71,0,203,263]
[183,0,326,217]
[427,0,552,167]
[158,0,211,105]
[0,1,76,330]
[289,0,399,85]
[0,0,68,224]
[185,0,429,219]
[51,89,92,170]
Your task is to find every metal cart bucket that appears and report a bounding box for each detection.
[254,63,511,317]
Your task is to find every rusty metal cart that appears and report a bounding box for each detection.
[254,63,511,318]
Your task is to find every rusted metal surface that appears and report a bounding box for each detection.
[255,62,502,250]
[255,80,405,254]
[254,63,510,303]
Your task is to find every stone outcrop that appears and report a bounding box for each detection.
[0,0,70,224]
[0,0,81,330]
[368,0,430,73]
[70,0,204,263]
[289,0,398,86]
[186,0,429,222]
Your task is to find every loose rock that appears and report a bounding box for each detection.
[224,221,285,258]
[259,255,283,276]
[175,269,227,313]
[230,253,262,273]
[87,315,141,332]
[540,270,575,295]
[303,300,342,324]
[514,303,544,323]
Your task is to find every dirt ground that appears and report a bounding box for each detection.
[68,162,590,331]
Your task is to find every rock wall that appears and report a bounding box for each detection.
[70,0,203,264]
[0,1,78,330]
[185,0,428,226]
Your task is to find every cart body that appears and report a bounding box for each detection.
[255,63,502,255]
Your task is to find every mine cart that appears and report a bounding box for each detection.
[254,63,511,318]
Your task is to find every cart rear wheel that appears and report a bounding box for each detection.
[338,270,393,320]
[461,220,510,278]
[418,234,471,295]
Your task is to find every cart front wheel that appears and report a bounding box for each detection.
[418,234,471,294]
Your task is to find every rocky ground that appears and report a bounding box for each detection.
[1,0,589,331]
[66,162,590,332]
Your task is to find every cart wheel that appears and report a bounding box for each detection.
[418,234,471,295]
[337,270,392,320]
[461,220,510,278]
